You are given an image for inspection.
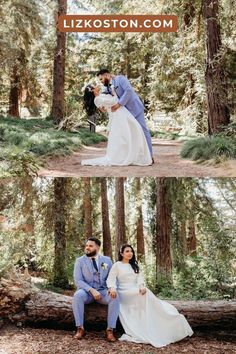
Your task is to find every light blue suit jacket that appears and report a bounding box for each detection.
[112,75,144,117]
[73,254,112,292]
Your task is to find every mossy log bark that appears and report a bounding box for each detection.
[1,278,236,330]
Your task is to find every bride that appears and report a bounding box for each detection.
[81,85,152,166]
[107,244,194,348]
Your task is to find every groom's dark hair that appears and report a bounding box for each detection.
[97,68,110,76]
[87,237,101,247]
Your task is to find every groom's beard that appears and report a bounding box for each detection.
[85,250,97,257]
[104,78,110,87]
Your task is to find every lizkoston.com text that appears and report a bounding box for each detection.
[58,15,178,32]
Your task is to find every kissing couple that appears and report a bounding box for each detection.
[81,69,154,166]
[72,237,193,348]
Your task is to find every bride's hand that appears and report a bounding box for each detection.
[139,287,147,295]
[108,288,117,298]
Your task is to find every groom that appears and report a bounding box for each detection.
[72,237,119,342]
[97,68,154,163]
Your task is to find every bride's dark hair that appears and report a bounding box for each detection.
[83,84,97,115]
[118,244,140,273]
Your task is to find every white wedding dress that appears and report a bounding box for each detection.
[107,261,193,348]
[81,94,152,166]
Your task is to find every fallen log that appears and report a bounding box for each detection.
[1,277,236,330]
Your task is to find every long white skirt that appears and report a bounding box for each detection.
[81,107,152,166]
[118,287,194,348]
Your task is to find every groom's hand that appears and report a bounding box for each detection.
[89,288,102,300]
[99,106,106,113]
[108,288,117,299]
[111,103,121,112]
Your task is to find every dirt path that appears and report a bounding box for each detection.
[38,139,236,177]
[0,325,235,354]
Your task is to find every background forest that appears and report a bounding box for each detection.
[0,177,235,300]
[0,0,236,175]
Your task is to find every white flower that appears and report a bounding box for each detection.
[101,262,108,270]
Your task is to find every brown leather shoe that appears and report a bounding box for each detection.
[105,329,117,342]
[74,327,85,340]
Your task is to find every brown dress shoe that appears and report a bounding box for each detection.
[74,327,85,340]
[105,329,117,342]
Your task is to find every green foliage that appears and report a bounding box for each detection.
[181,135,236,162]
[0,116,107,176]
[0,177,235,300]
[150,130,181,140]
[0,0,236,139]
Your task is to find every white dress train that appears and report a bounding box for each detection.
[81,94,152,166]
[106,261,193,348]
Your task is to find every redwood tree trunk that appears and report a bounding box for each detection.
[51,0,67,124]
[8,64,20,117]
[183,1,195,28]
[156,178,172,283]
[83,178,93,239]
[203,0,230,134]
[115,178,126,257]
[53,178,69,288]
[100,178,112,259]
[136,178,145,261]
[187,217,197,255]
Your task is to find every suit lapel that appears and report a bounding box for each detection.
[84,255,93,275]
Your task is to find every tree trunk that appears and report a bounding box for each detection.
[183,1,195,28]
[53,178,69,288]
[8,64,20,118]
[174,220,187,271]
[180,221,187,256]
[88,114,96,133]
[83,178,93,239]
[100,178,112,259]
[203,0,230,134]
[156,178,172,284]
[187,218,197,255]
[115,178,126,257]
[1,278,236,330]
[51,0,67,124]
[136,178,145,261]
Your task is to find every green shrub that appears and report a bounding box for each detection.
[0,116,107,176]
[181,135,236,161]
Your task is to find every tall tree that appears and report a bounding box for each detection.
[8,64,20,117]
[136,178,145,261]
[83,178,93,239]
[156,178,172,284]
[51,0,67,124]
[53,178,69,288]
[203,0,230,134]
[100,178,112,259]
[187,217,197,255]
[115,178,126,257]
[2,0,43,117]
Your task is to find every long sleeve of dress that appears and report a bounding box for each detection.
[94,94,117,109]
[137,270,145,288]
[106,262,119,289]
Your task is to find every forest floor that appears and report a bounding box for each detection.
[38,138,236,177]
[0,324,235,354]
